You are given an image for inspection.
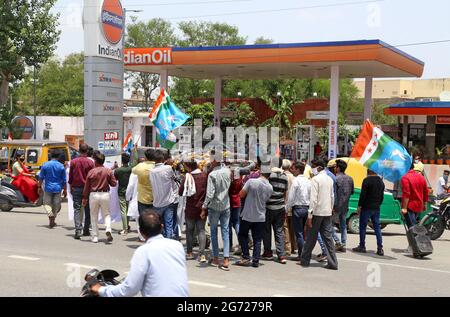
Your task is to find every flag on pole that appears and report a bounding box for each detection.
[351,120,412,182]
[122,131,133,153]
[150,89,189,149]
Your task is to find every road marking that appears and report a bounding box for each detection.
[189,280,226,289]
[8,255,40,261]
[64,263,95,269]
[340,257,450,274]
[273,294,292,297]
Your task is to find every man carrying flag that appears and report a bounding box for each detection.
[351,120,412,183]
[351,120,414,256]
[149,89,189,149]
[122,131,133,154]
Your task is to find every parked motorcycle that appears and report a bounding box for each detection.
[419,195,450,240]
[80,269,122,297]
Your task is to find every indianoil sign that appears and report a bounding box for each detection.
[83,0,124,159]
[124,48,173,66]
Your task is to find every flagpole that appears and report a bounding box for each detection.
[134,125,146,146]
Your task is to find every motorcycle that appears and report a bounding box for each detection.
[419,195,450,240]
[0,175,43,212]
[80,269,122,297]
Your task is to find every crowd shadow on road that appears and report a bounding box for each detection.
[11,210,46,215]
[350,250,397,261]
[364,231,405,237]
[390,248,433,260]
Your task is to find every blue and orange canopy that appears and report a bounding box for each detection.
[124,39,424,80]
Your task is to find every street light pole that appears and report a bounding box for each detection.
[33,65,37,139]
[122,8,143,46]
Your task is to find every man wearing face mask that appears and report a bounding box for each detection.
[299,159,338,270]
[436,170,450,199]
[414,156,424,175]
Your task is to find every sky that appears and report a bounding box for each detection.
[54,0,450,79]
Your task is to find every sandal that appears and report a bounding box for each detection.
[219,265,230,271]
[208,259,219,267]
[235,258,251,266]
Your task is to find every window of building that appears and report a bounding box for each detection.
[408,124,426,146]
[404,90,408,95]
[145,126,153,147]
[43,130,50,140]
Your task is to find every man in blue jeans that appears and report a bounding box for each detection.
[352,169,385,256]
[287,162,311,258]
[202,158,232,271]
[236,170,273,268]
[149,150,178,239]
[333,159,354,252]
[68,143,94,239]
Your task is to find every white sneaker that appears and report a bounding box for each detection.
[91,236,98,243]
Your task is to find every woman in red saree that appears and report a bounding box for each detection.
[11,153,40,203]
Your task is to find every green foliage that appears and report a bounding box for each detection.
[184,102,214,127]
[221,102,256,128]
[126,19,178,109]
[0,0,60,106]
[253,37,273,44]
[261,83,300,138]
[172,21,247,104]
[59,104,84,117]
[14,53,84,115]
[177,21,246,47]
[0,107,22,139]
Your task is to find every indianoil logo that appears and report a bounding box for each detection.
[100,0,124,45]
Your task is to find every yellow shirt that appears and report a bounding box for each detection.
[132,161,155,205]
[304,164,313,179]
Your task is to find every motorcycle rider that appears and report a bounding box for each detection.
[436,170,450,200]
[89,211,188,297]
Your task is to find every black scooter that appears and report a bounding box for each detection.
[80,269,122,297]
[0,175,43,212]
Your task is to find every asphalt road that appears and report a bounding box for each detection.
[1,203,449,297]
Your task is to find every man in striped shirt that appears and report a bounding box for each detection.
[262,159,288,264]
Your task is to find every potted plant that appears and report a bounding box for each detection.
[444,145,450,165]
[436,147,444,165]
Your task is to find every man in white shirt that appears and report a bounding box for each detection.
[287,162,311,258]
[299,159,338,270]
[90,211,189,297]
[436,170,450,199]
[149,150,178,239]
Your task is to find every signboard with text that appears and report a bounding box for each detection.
[84,0,124,158]
[436,116,450,124]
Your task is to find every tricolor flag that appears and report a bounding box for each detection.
[351,120,412,182]
[150,89,189,149]
[122,131,133,153]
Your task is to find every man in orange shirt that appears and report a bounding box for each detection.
[401,163,429,229]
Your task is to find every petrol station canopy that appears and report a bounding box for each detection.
[124,39,424,79]
[123,39,424,159]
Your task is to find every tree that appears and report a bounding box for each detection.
[14,53,84,115]
[126,18,178,110]
[184,102,214,127]
[59,104,84,117]
[0,0,60,106]
[177,21,246,47]
[221,102,256,128]
[254,37,273,45]
[261,83,301,138]
[172,21,248,105]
